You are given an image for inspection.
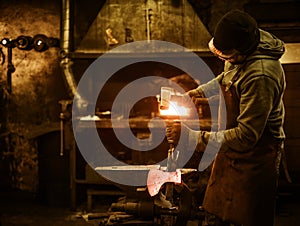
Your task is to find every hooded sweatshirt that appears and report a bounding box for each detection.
[197,29,286,152]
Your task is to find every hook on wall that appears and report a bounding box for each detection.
[1,34,59,52]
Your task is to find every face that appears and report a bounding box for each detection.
[218,53,247,64]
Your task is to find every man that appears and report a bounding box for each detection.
[167,9,286,226]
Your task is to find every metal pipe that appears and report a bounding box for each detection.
[60,1,87,210]
[61,0,72,55]
[60,0,77,98]
[60,0,87,108]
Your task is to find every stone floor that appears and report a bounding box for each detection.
[0,187,299,226]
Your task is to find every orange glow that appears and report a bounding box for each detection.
[159,101,189,116]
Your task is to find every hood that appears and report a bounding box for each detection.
[75,0,212,53]
[251,29,285,60]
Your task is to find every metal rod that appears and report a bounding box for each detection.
[146,9,151,42]
[7,46,15,93]
[60,113,64,156]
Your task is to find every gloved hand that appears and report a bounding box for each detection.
[186,88,204,98]
[166,121,208,153]
[185,88,209,107]
[165,121,183,146]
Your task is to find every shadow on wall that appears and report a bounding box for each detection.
[0,0,68,192]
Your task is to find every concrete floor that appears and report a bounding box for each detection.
[0,188,299,226]
[0,190,104,226]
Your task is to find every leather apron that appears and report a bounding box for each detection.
[202,67,280,226]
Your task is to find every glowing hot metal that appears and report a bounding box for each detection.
[159,101,189,116]
[147,169,181,197]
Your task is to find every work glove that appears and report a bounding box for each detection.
[165,121,183,146]
[186,87,205,98]
[185,88,209,107]
[166,121,226,171]
[165,121,208,153]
